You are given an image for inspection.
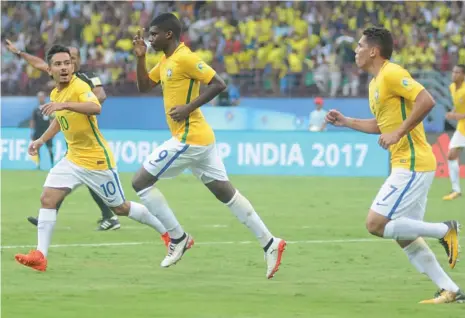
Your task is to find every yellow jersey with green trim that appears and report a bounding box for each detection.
[368,61,436,172]
[450,82,465,135]
[148,43,216,146]
[50,75,115,170]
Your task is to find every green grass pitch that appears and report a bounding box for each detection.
[1,171,464,317]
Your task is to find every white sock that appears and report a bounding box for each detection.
[448,160,461,193]
[37,208,57,257]
[138,187,184,239]
[383,218,449,240]
[403,238,459,292]
[128,201,167,235]
[226,191,273,248]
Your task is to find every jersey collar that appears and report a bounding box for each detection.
[56,74,77,92]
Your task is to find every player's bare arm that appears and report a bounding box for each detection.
[40,101,101,116]
[446,108,465,121]
[133,28,158,92]
[6,39,48,72]
[28,118,60,156]
[378,89,435,149]
[169,74,227,122]
[326,109,381,134]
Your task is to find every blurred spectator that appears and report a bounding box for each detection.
[1,1,464,97]
[308,97,327,132]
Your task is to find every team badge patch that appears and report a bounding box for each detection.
[166,68,172,78]
[197,62,205,72]
[401,77,413,91]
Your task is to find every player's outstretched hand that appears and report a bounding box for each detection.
[28,139,44,156]
[169,105,193,122]
[133,28,147,57]
[40,102,66,116]
[446,112,460,121]
[325,109,347,127]
[5,39,20,54]
[378,131,401,150]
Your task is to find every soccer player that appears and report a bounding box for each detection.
[31,91,54,169]
[6,39,120,231]
[326,27,464,304]
[15,45,170,271]
[132,13,286,279]
[443,64,465,201]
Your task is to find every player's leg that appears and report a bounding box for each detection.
[397,175,463,304]
[132,139,194,266]
[78,165,170,245]
[443,131,464,200]
[367,169,460,268]
[191,143,286,279]
[15,159,80,271]
[88,187,121,231]
[399,238,464,303]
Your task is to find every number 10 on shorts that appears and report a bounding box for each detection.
[100,181,116,197]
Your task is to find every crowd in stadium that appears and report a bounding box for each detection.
[2,1,465,97]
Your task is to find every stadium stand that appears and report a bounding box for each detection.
[2,1,465,97]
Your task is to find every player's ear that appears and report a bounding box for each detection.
[166,30,173,40]
[47,65,52,77]
[369,46,376,58]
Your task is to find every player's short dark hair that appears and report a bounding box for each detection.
[456,64,465,73]
[363,27,393,60]
[46,44,71,64]
[150,13,182,40]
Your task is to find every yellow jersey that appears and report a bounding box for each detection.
[50,75,115,170]
[368,62,436,172]
[148,43,216,146]
[449,82,465,135]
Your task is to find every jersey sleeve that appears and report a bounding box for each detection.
[181,53,216,84]
[78,91,101,104]
[148,63,161,84]
[385,68,425,102]
[75,82,101,105]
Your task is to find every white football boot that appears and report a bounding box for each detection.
[265,237,287,279]
[161,233,192,267]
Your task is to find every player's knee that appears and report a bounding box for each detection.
[40,193,59,209]
[111,202,130,216]
[131,170,155,193]
[365,219,384,237]
[132,176,143,193]
[205,180,236,203]
[447,150,459,161]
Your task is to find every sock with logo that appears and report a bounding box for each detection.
[138,187,185,240]
[404,238,459,292]
[225,190,273,248]
[383,218,449,240]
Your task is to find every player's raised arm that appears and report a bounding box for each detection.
[133,29,158,92]
[326,109,381,134]
[5,39,48,72]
